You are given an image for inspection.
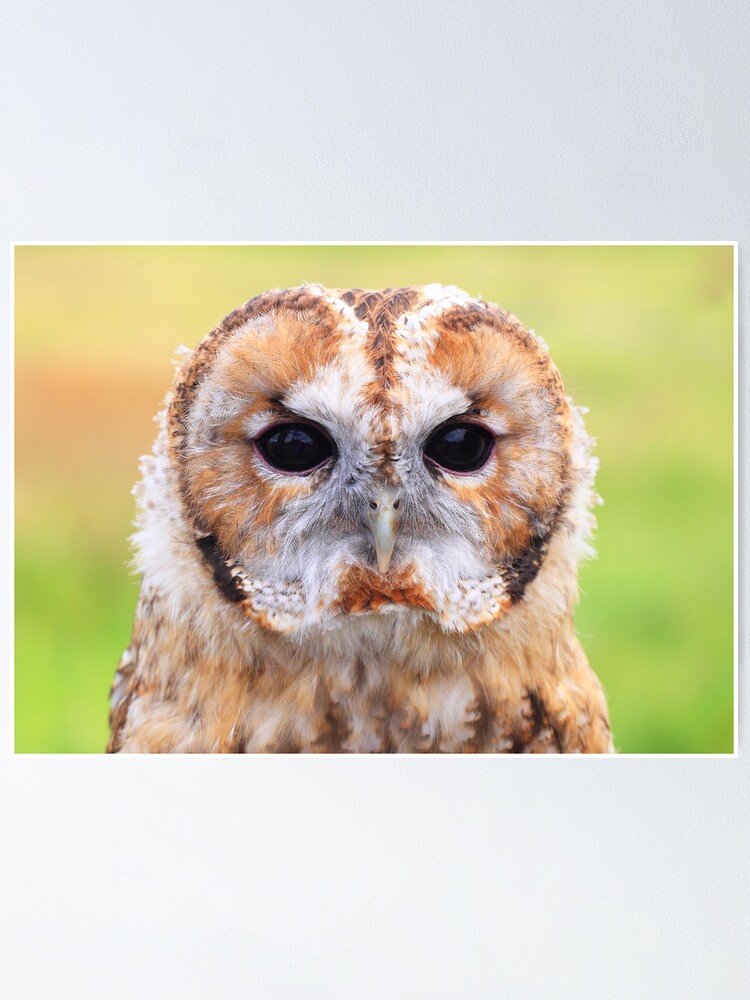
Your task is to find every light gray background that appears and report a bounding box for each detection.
[1,2,746,998]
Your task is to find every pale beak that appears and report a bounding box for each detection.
[365,488,400,573]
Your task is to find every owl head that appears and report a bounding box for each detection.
[162,284,595,637]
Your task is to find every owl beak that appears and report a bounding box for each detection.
[365,489,400,574]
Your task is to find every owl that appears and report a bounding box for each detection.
[108,283,612,753]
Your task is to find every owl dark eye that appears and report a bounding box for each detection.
[423,422,495,474]
[254,422,336,474]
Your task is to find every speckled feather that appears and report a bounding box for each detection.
[108,284,612,753]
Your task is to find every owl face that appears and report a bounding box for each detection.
[169,284,574,635]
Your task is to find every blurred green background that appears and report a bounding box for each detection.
[14,245,735,753]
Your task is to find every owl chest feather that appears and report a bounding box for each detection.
[108,590,612,754]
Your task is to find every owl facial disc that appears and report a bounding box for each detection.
[170,283,587,635]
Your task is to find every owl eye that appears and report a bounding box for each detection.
[423,422,495,474]
[254,422,336,474]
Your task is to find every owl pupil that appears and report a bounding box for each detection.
[255,423,335,473]
[423,423,495,473]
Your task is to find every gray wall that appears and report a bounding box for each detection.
[1,2,746,997]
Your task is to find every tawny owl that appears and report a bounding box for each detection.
[108,284,612,753]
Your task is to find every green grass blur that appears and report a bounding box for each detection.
[14,245,734,753]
